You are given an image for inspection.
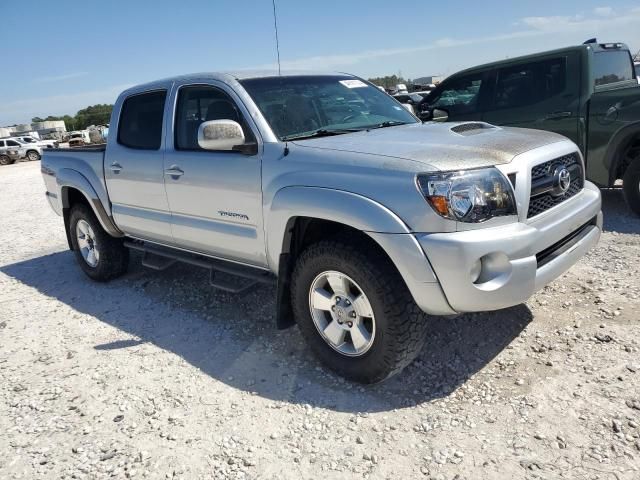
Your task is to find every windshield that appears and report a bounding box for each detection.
[240,75,418,140]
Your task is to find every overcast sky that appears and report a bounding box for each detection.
[1,0,639,125]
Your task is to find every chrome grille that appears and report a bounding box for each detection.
[527,153,584,218]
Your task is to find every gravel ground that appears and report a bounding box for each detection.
[1,161,639,480]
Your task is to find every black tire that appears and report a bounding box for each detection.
[68,204,129,281]
[291,239,428,383]
[26,150,41,161]
[623,151,640,216]
[0,155,14,166]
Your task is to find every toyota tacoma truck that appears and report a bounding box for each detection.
[41,72,602,383]
[418,40,640,215]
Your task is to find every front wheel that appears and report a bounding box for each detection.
[26,150,41,161]
[0,155,14,166]
[68,204,129,281]
[291,239,429,383]
[623,148,640,216]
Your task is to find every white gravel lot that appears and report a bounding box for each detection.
[1,161,640,480]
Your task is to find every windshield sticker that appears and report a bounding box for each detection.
[339,79,367,89]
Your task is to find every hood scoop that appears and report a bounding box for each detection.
[450,122,496,136]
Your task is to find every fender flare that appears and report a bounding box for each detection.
[268,187,450,328]
[605,121,640,185]
[266,186,411,269]
[57,168,123,237]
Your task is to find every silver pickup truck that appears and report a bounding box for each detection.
[42,71,602,383]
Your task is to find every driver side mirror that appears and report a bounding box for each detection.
[198,120,247,151]
[432,108,449,122]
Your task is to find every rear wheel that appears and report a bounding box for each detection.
[623,143,640,216]
[291,239,429,383]
[0,155,14,166]
[68,204,129,281]
[26,150,41,161]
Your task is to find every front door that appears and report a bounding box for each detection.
[104,89,174,244]
[425,71,488,122]
[163,83,266,267]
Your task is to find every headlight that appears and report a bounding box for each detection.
[417,168,516,223]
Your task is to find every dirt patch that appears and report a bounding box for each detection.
[1,162,639,479]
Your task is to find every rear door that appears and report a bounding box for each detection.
[483,53,581,143]
[104,89,174,244]
[163,82,266,267]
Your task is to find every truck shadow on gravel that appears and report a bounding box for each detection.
[601,188,640,234]
[2,250,533,413]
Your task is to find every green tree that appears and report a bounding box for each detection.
[367,75,409,90]
[30,104,113,131]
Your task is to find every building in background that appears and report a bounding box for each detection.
[0,120,67,140]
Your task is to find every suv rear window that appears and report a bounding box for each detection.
[118,90,167,150]
[593,51,634,86]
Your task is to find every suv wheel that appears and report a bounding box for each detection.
[291,239,428,383]
[623,143,640,216]
[69,204,129,281]
[0,155,14,166]
[27,150,41,161]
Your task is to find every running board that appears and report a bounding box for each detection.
[124,241,275,294]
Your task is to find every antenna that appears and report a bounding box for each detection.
[272,0,282,76]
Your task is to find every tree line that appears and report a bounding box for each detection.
[367,75,411,89]
[32,104,113,131]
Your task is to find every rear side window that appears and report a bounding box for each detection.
[118,90,167,150]
[493,57,566,110]
[593,51,635,86]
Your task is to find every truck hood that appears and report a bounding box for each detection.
[291,122,568,170]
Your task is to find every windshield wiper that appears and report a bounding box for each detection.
[282,128,362,141]
[365,120,410,130]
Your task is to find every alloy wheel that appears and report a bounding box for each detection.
[308,270,376,356]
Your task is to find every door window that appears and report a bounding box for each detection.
[429,74,484,115]
[593,50,635,86]
[117,90,167,150]
[174,85,254,151]
[6,140,20,147]
[492,57,566,110]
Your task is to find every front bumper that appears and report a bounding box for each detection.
[417,181,602,313]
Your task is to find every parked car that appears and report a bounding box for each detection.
[392,92,424,114]
[635,61,640,82]
[418,41,640,214]
[0,137,41,161]
[41,72,601,383]
[13,135,58,149]
[65,131,91,145]
[0,146,21,166]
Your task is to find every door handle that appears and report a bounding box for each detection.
[544,111,572,120]
[109,162,123,173]
[164,165,184,177]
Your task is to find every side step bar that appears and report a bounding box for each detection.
[124,241,275,294]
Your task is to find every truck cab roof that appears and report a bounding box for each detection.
[449,42,633,79]
[121,70,356,96]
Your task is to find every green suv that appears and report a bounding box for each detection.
[419,41,640,214]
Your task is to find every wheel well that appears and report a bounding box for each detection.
[275,217,394,330]
[62,187,91,250]
[613,135,640,182]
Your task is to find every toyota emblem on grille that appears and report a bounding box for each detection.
[552,166,571,196]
